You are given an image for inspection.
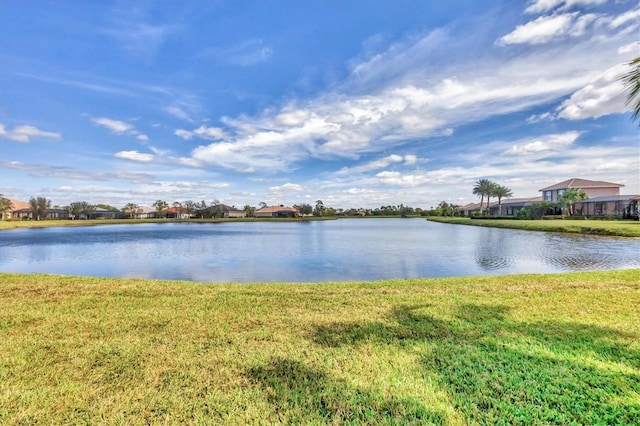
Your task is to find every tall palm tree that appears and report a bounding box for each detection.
[473,179,497,214]
[621,55,640,124]
[493,185,514,216]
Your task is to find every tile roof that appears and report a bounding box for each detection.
[539,178,623,192]
[8,199,31,210]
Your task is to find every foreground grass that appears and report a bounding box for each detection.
[428,216,640,237]
[1,271,638,424]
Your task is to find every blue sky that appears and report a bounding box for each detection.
[1,0,638,209]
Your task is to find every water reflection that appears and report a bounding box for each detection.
[0,220,638,283]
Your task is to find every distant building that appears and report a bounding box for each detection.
[218,204,247,218]
[254,205,299,218]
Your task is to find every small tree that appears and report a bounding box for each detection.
[173,201,183,220]
[122,203,140,219]
[153,200,168,218]
[558,188,588,216]
[298,203,313,216]
[29,196,51,221]
[243,205,255,218]
[0,195,13,220]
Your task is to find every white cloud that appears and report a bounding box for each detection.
[92,117,134,134]
[193,125,227,140]
[182,3,637,178]
[504,131,581,156]
[175,129,194,140]
[270,183,305,192]
[0,123,61,142]
[525,0,607,14]
[114,150,155,162]
[337,154,420,175]
[556,63,628,120]
[497,13,581,46]
[137,134,149,142]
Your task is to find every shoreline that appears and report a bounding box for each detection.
[426,216,640,237]
[2,215,639,237]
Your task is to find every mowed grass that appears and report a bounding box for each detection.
[427,216,640,237]
[1,271,639,424]
[0,216,335,231]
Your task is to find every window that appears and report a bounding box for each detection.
[557,189,565,197]
[544,191,552,201]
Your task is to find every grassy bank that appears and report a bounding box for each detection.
[427,216,640,237]
[1,271,638,424]
[0,216,336,231]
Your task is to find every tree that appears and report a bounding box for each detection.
[122,203,140,219]
[558,188,588,216]
[183,200,196,218]
[0,194,13,221]
[172,201,183,220]
[314,200,324,216]
[153,200,168,218]
[298,203,313,216]
[244,205,255,218]
[621,55,640,124]
[29,196,51,221]
[67,201,95,219]
[473,179,496,214]
[493,185,514,216]
[532,200,556,218]
[259,201,267,209]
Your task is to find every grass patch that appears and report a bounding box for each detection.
[1,270,638,424]
[427,217,640,237]
[0,216,336,231]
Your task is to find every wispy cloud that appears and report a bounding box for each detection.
[203,39,273,66]
[92,117,149,141]
[0,123,61,143]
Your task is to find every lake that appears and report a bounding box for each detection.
[0,219,638,283]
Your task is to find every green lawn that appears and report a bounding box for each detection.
[427,216,640,237]
[0,216,335,231]
[1,270,638,424]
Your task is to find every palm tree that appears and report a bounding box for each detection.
[621,55,640,123]
[473,179,497,214]
[493,185,514,216]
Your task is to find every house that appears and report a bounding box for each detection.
[11,207,69,220]
[574,195,640,219]
[460,197,542,217]
[90,208,125,219]
[539,178,623,202]
[133,206,156,219]
[254,205,299,218]
[218,204,247,218]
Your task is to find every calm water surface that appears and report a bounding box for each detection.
[0,219,638,283]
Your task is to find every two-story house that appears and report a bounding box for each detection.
[539,178,623,202]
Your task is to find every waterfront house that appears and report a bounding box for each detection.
[218,204,247,218]
[254,205,299,218]
[539,178,623,202]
